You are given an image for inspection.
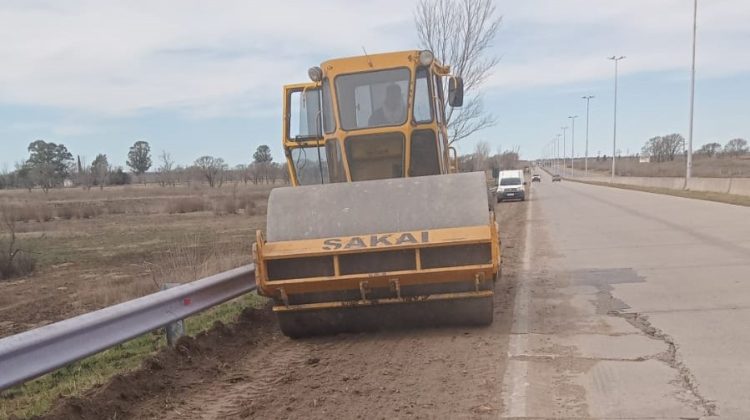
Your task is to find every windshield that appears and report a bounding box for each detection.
[500,177,522,186]
[335,68,410,130]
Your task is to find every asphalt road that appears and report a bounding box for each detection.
[502,172,750,418]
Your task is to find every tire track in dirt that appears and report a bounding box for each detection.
[41,199,528,419]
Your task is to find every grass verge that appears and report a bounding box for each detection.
[567,178,750,207]
[0,292,266,419]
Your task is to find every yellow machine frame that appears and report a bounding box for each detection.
[254,50,500,316]
[281,51,459,185]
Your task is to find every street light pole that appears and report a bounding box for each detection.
[608,55,626,183]
[582,96,595,176]
[561,126,568,176]
[556,134,562,174]
[568,116,578,175]
[686,0,698,187]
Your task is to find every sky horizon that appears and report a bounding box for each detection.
[1,0,749,171]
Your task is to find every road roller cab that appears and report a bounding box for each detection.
[253,50,501,337]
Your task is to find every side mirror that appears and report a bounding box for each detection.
[448,77,464,107]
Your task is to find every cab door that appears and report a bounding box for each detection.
[283,83,325,186]
[283,83,323,144]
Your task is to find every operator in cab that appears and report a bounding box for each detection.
[368,83,405,126]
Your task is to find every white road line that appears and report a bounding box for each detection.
[500,196,535,418]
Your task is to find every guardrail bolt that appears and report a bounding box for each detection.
[162,282,185,347]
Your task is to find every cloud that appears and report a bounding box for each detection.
[487,0,750,90]
[0,0,415,116]
[0,0,748,121]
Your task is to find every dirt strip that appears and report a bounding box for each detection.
[39,200,528,420]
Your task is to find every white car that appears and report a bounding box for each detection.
[496,170,526,202]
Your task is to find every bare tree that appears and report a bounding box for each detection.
[495,146,520,171]
[157,151,175,187]
[193,156,228,188]
[642,134,685,162]
[415,0,501,144]
[473,141,491,171]
[235,164,250,184]
[724,138,748,157]
[697,142,722,158]
[0,208,36,279]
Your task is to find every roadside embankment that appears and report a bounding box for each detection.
[540,167,750,206]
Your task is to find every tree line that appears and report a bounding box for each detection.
[640,134,748,163]
[0,140,287,191]
[460,140,522,174]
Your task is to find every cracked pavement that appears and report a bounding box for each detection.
[501,172,750,419]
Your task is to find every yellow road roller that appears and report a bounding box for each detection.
[253,50,500,337]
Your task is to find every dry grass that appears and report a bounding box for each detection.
[91,233,252,308]
[165,196,208,214]
[148,235,248,285]
[0,182,275,418]
[574,155,750,178]
[0,182,273,222]
[0,181,272,337]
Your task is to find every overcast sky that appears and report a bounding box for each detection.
[1,0,749,169]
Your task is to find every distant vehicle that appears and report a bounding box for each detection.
[531,174,541,182]
[552,174,562,182]
[497,169,526,202]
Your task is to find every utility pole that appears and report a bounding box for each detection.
[608,55,626,183]
[582,96,595,176]
[686,0,698,187]
[561,126,568,176]
[568,116,578,175]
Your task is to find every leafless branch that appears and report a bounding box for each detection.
[415,0,501,144]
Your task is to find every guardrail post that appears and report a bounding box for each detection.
[161,282,185,347]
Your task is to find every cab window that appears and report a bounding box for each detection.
[292,147,328,185]
[434,74,446,124]
[322,78,336,134]
[409,130,440,177]
[325,140,346,183]
[413,67,433,123]
[335,68,410,130]
[288,88,322,141]
[344,133,405,181]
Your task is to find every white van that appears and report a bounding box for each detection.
[496,170,526,202]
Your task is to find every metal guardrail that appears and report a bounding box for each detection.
[0,264,256,391]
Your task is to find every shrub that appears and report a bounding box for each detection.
[212,197,238,216]
[35,205,55,222]
[57,205,75,220]
[3,204,37,223]
[0,211,38,280]
[165,197,207,214]
[108,168,131,185]
[0,250,37,280]
[236,194,255,211]
[77,205,99,219]
[105,201,127,215]
[244,200,257,216]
